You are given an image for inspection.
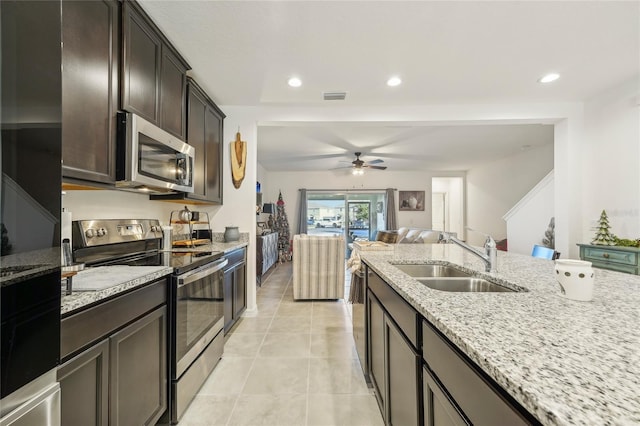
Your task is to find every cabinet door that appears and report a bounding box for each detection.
[387,316,420,426]
[122,1,161,124]
[223,268,234,332]
[62,0,118,184]
[160,46,187,139]
[423,367,468,426]
[233,263,247,319]
[110,306,167,426]
[367,291,386,414]
[204,105,224,203]
[58,339,109,426]
[187,85,207,197]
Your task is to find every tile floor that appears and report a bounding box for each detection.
[177,262,384,426]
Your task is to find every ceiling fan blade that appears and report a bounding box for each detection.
[365,165,387,170]
[366,159,384,165]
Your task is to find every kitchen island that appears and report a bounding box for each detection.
[360,244,640,426]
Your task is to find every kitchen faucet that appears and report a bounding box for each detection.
[439,230,497,273]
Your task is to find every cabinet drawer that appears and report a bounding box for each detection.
[581,246,638,267]
[368,269,418,348]
[422,321,530,426]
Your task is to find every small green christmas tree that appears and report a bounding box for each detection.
[273,191,292,262]
[592,210,616,245]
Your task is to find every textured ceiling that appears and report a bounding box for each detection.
[139,1,638,171]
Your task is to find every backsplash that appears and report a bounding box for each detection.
[62,190,221,226]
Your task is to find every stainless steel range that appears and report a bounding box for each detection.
[72,219,226,424]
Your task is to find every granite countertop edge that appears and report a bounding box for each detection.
[61,266,173,316]
[359,244,640,426]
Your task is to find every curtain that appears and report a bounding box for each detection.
[385,188,397,230]
[296,189,308,234]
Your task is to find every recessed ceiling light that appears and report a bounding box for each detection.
[538,73,560,83]
[387,76,402,87]
[287,77,302,87]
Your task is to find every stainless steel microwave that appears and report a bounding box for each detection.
[116,112,195,193]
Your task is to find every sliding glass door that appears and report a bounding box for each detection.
[305,191,386,256]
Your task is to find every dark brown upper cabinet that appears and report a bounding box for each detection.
[151,78,224,205]
[121,0,189,140]
[62,0,119,184]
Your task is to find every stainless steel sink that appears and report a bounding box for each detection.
[393,264,472,278]
[417,277,515,292]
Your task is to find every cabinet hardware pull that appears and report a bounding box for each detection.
[603,253,609,259]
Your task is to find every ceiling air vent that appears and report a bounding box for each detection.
[323,92,347,101]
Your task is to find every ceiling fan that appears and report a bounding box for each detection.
[337,152,387,174]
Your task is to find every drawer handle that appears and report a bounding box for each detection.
[603,253,610,259]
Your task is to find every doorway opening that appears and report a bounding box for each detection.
[431,177,464,239]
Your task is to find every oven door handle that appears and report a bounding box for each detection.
[177,258,228,288]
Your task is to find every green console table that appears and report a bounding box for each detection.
[577,244,640,275]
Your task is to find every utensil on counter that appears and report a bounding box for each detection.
[61,262,85,296]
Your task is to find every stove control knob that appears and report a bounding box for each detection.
[85,228,96,239]
[97,228,108,237]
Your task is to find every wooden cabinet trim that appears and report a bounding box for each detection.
[62,0,119,184]
[422,321,533,426]
[61,278,167,360]
[121,1,162,122]
[368,270,418,348]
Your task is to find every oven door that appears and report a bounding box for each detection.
[173,258,227,379]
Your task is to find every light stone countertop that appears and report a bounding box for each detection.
[61,265,173,316]
[360,244,640,426]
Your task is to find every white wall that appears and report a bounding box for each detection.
[582,77,640,240]
[466,144,554,246]
[504,172,555,256]
[63,190,183,224]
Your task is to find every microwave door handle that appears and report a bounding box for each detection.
[177,258,228,288]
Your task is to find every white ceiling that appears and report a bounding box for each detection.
[139,1,639,171]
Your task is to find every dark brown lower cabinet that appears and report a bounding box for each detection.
[109,306,166,426]
[58,279,168,426]
[224,248,247,333]
[58,290,167,426]
[387,315,419,426]
[423,366,467,426]
[367,291,386,413]
[367,287,420,426]
[58,340,109,426]
[422,321,532,426]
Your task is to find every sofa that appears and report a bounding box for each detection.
[376,227,446,244]
[292,234,345,300]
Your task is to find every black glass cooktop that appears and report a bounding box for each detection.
[160,250,224,275]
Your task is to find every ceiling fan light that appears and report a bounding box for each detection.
[287,77,302,87]
[387,76,402,87]
[538,73,560,83]
[352,168,364,176]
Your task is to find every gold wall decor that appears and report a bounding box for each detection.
[231,130,247,189]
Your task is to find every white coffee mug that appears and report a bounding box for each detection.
[554,259,595,301]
